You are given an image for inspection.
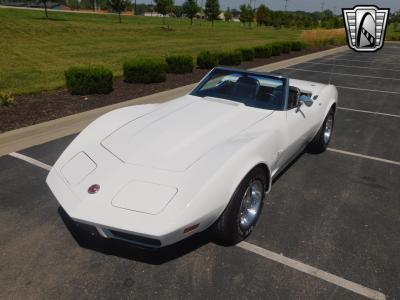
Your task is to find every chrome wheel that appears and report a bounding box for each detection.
[323,115,333,144]
[239,180,263,231]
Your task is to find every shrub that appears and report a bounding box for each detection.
[166,55,194,74]
[253,45,272,58]
[291,41,307,51]
[238,48,255,61]
[281,42,292,53]
[334,36,347,45]
[65,65,113,95]
[316,39,331,47]
[301,42,310,49]
[271,43,283,56]
[327,37,336,45]
[0,92,14,107]
[197,51,220,69]
[218,50,242,66]
[123,58,167,83]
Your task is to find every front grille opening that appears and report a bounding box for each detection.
[109,230,161,247]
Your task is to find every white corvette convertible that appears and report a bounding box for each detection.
[47,67,337,248]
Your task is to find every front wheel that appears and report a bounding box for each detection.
[213,167,266,245]
[308,108,335,154]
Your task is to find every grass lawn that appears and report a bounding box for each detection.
[387,23,400,41]
[0,8,302,95]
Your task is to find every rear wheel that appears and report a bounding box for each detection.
[308,108,335,154]
[213,167,267,245]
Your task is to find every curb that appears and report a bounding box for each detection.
[0,46,348,156]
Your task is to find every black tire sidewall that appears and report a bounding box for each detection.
[234,177,265,239]
[308,108,335,153]
[322,111,335,146]
[215,167,267,245]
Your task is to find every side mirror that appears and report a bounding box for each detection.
[299,95,313,107]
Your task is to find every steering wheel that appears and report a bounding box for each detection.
[262,92,278,101]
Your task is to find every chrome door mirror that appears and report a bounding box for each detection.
[299,95,313,107]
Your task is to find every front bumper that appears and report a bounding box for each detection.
[60,207,162,248]
[47,168,186,248]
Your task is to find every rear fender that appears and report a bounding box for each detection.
[320,85,338,119]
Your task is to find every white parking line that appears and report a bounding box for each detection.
[285,68,400,81]
[9,152,52,171]
[327,148,400,166]
[378,52,400,55]
[302,61,400,72]
[336,85,400,95]
[322,57,400,65]
[338,107,400,118]
[340,53,400,59]
[237,242,386,300]
[381,47,400,51]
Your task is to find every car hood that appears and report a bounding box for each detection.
[101,95,273,171]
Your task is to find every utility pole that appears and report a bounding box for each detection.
[284,0,288,12]
[321,0,325,12]
[200,0,203,25]
[134,0,137,15]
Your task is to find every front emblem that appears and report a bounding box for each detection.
[88,184,100,194]
[342,5,390,52]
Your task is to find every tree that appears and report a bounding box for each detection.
[182,0,200,25]
[205,0,220,26]
[239,4,254,27]
[68,0,80,10]
[224,7,233,22]
[256,4,268,26]
[272,15,282,29]
[394,21,399,32]
[39,0,49,18]
[154,0,174,25]
[231,8,240,18]
[108,0,128,23]
[174,5,183,17]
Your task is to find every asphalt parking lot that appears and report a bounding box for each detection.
[1,44,399,300]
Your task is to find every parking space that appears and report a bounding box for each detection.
[281,68,400,93]
[0,156,360,300]
[248,151,400,297]
[332,89,400,115]
[1,44,400,299]
[288,62,400,79]
[331,110,399,162]
[18,134,78,166]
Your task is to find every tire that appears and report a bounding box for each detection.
[308,108,335,154]
[213,167,267,245]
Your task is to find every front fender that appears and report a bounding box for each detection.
[171,130,277,232]
[53,104,159,170]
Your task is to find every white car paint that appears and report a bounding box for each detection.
[47,70,338,248]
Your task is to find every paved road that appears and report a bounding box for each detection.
[1,44,399,299]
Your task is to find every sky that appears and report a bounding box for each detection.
[140,0,400,13]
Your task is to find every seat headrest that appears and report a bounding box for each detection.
[237,76,259,86]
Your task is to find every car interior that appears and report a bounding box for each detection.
[195,75,285,110]
[288,86,301,109]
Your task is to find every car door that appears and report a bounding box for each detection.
[278,89,320,167]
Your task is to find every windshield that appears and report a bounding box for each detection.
[191,68,287,110]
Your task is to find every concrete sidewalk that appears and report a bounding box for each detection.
[0,46,347,156]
